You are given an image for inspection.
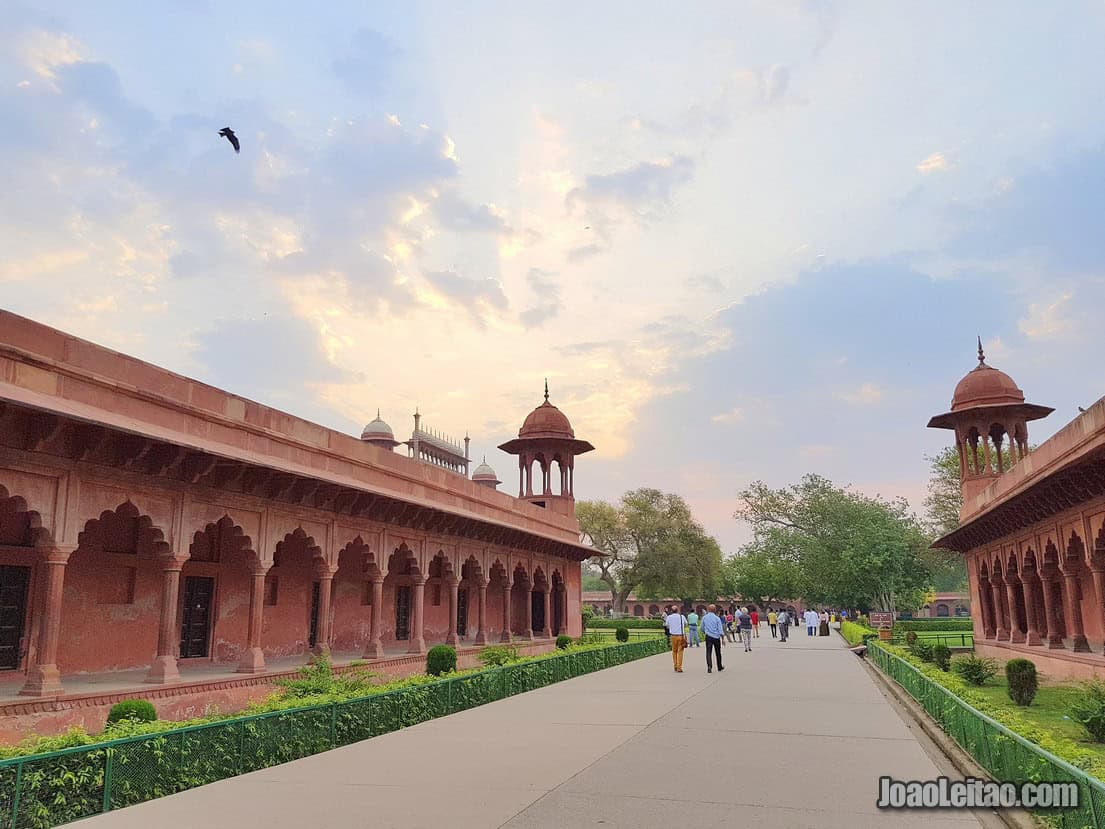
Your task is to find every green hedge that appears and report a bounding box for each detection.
[894,619,973,631]
[0,638,666,828]
[587,618,665,630]
[840,620,878,646]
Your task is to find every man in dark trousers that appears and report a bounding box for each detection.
[700,603,725,673]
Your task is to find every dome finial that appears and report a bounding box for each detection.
[376,408,381,418]
[977,336,986,366]
[544,378,549,403]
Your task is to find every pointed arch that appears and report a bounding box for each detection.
[0,484,51,548]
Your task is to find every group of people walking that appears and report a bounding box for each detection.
[663,605,848,673]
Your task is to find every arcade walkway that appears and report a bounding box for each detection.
[83,632,993,828]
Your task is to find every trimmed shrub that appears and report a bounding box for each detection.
[587,618,665,630]
[615,626,629,642]
[1069,680,1105,742]
[477,645,519,667]
[951,654,998,686]
[106,699,157,726]
[1006,658,1038,706]
[931,644,951,671]
[581,605,595,629]
[905,630,918,646]
[894,619,974,632]
[910,641,935,662]
[840,620,876,645]
[426,645,457,676]
[556,635,572,650]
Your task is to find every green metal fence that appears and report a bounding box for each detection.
[0,638,667,829]
[868,641,1105,827]
[888,631,975,649]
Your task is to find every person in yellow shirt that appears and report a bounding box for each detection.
[767,609,778,638]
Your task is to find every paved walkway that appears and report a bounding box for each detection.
[84,630,989,828]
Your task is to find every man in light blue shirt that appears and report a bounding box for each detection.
[686,610,701,647]
[700,604,725,673]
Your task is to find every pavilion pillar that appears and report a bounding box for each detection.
[21,546,73,697]
[542,587,552,638]
[408,576,427,654]
[446,578,459,645]
[474,580,488,645]
[238,564,269,673]
[1005,579,1026,643]
[978,578,996,638]
[363,576,384,659]
[500,583,511,642]
[1040,574,1065,649]
[313,568,334,656]
[990,580,1009,641]
[1062,570,1091,652]
[1021,575,1042,646]
[1093,567,1105,655]
[146,556,188,683]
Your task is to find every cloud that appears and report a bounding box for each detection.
[762,64,791,105]
[566,243,605,263]
[422,270,507,323]
[332,28,400,96]
[711,407,744,424]
[519,268,562,328]
[1018,292,1073,340]
[566,156,695,224]
[916,152,950,173]
[835,383,883,405]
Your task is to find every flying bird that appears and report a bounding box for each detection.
[218,127,240,154]
[1079,406,1087,413]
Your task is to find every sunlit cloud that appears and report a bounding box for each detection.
[835,383,883,405]
[916,152,950,173]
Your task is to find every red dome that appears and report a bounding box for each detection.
[951,364,1025,411]
[519,400,574,438]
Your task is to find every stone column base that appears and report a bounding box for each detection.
[407,638,427,655]
[446,633,459,645]
[20,664,63,697]
[363,640,384,659]
[144,655,181,684]
[237,647,267,674]
[474,631,487,645]
[1024,631,1042,646]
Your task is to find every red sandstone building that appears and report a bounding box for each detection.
[0,311,593,735]
[930,342,1105,679]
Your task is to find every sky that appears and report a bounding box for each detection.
[3,1,1105,552]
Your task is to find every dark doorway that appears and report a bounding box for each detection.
[395,585,412,640]
[457,588,468,637]
[179,576,214,659]
[552,588,563,635]
[308,581,321,648]
[531,590,544,633]
[0,566,30,670]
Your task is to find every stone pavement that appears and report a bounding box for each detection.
[84,629,993,828]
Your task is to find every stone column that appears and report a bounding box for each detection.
[1093,567,1105,656]
[1063,570,1091,652]
[979,578,996,638]
[363,577,384,659]
[501,583,511,642]
[1006,579,1026,643]
[238,564,269,673]
[475,580,488,644]
[408,576,427,654]
[446,578,459,645]
[313,569,334,655]
[20,546,73,697]
[991,581,1009,640]
[1041,575,1065,649]
[146,557,188,683]
[542,588,552,638]
[1021,575,1042,646]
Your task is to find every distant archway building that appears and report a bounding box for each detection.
[930,341,1105,679]
[0,311,592,734]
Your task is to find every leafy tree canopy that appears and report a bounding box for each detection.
[578,488,722,613]
[734,474,932,612]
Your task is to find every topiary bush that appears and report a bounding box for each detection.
[106,699,157,726]
[1070,680,1105,742]
[615,626,629,642]
[905,630,918,646]
[931,644,951,671]
[581,604,595,629]
[1006,658,1038,706]
[910,641,935,662]
[426,645,457,676]
[556,635,572,650]
[952,653,998,686]
[477,645,519,666]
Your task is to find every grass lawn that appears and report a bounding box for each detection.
[910,630,974,647]
[970,680,1105,763]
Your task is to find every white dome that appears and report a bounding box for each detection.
[360,410,396,442]
[472,460,498,479]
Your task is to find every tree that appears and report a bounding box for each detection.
[735,475,932,612]
[922,446,962,539]
[578,488,723,613]
[720,545,801,607]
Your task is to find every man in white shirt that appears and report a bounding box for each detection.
[664,606,688,673]
[804,609,818,636]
